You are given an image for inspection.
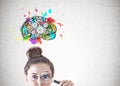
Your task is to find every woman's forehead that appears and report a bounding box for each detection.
[28,63,52,74]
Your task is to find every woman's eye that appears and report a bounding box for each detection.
[31,75,38,80]
[40,74,50,81]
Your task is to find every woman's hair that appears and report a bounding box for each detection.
[24,46,54,77]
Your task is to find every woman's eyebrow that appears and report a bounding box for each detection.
[31,73,37,74]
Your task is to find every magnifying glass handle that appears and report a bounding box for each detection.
[54,80,60,84]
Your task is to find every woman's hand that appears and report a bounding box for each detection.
[59,80,74,86]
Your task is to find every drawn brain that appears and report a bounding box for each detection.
[20,16,57,44]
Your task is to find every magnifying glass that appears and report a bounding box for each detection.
[40,71,61,84]
[39,71,61,84]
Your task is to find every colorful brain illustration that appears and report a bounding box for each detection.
[20,16,57,44]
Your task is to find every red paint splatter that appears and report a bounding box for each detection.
[60,34,63,38]
[28,11,30,15]
[37,37,42,44]
[57,23,63,27]
[47,17,55,23]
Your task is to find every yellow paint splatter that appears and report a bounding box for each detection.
[15,37,21,41]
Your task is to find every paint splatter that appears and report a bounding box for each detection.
[47,17,55,23]
[15,37,22,41]
[42,9,52,17]
[28,11,30,15]
[57,22,63,27]
[60,34,63,38]
[35,8,38,12]
[24,15,26,17]
[48,9,52,14]
[42,11,47,17]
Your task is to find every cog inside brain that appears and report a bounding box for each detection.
[20,16,57,44]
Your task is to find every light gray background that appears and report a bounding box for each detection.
[0,0,120,86]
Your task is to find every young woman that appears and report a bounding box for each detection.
[24,46,74,86]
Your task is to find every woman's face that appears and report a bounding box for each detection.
[26,63,52,86]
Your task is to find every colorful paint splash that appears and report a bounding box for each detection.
[20,8,63,44]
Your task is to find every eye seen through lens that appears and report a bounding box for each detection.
[40,72,51,81]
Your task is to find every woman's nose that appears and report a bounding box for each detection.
[37,78,41,86]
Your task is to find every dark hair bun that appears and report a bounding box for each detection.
[26,46,43,59]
